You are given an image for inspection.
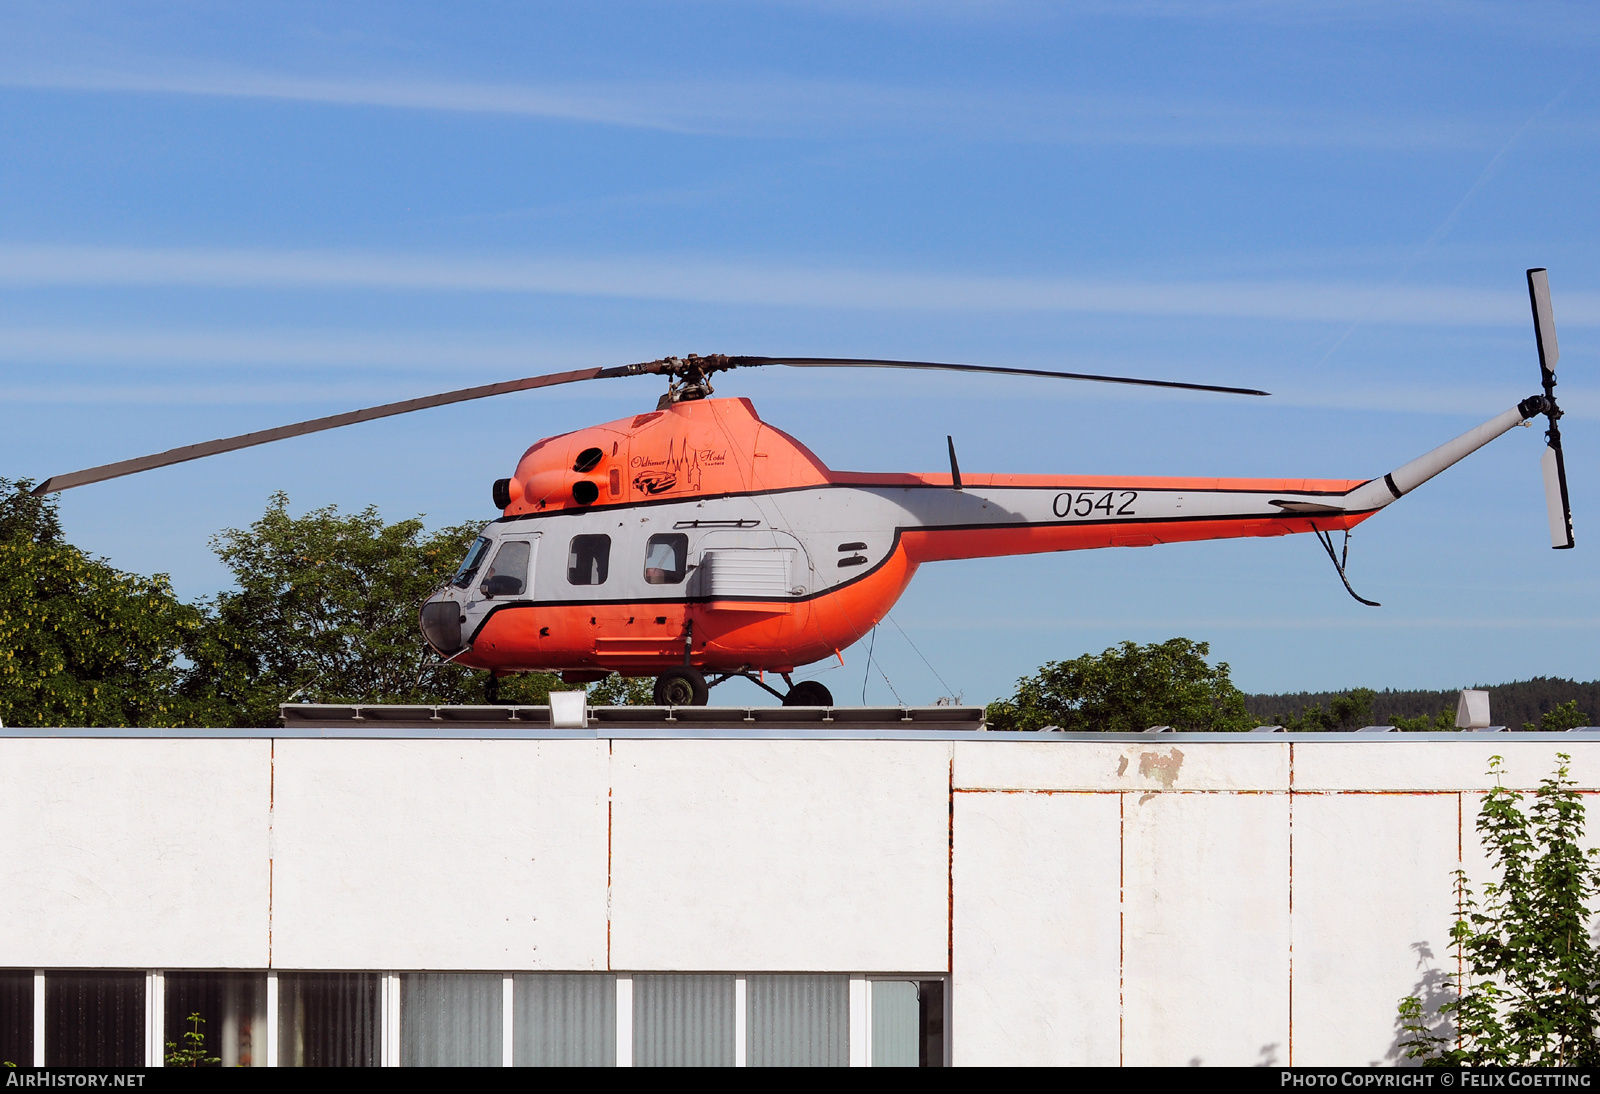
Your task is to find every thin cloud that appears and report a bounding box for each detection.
[0,327,597,372]
[2,242,1596,327]
[901,615,1600,630]
[0,64,1507,149]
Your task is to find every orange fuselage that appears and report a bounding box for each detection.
[420,397,1376,676]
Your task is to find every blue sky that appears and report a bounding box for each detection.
[3,1,1598,705]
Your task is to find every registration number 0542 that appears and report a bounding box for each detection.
[1052,490,1138,518]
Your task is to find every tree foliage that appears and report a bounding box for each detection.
[165,1013,220,1068]
[184,492,571,725]
[1399,754,1600,1066]
[1391,705,1456,732]
[1525,700,1590,733]
[2,485,655,727]
[0,479,208,728]
[1271,688,1377,731]
[1248,678,1600,732]
[985,638,1256,732]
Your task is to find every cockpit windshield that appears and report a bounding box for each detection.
[451,536,493,588]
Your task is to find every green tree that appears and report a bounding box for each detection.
[165,1012,220,1067]
[183,493,628,725]
[1392,705,1455,732]
[1273,688,1377,731]
[985,638,1256,732]
[1398,754,1600,1066]
[1525,700,1590,732]
[587,674,654,705]
[0,479,208,728]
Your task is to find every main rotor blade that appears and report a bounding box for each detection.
[1528,268,1560,377]
[733,356,1270,397]
[32,366,609,494]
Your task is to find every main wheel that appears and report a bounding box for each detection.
[653,667,710,707]
[782,680,834,707]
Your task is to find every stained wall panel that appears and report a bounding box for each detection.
[954,739,1288,792]
[951,790,1120,1066]
[1122,791,1290,1066]
[1290,792,1461,1066]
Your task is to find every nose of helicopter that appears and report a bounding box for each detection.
[419,593,468,655]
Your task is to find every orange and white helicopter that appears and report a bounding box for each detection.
[36,270,1575,707]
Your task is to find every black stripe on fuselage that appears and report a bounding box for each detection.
[463,504,1379,645]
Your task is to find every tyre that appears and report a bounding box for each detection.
[653,667,710,707]
[782,680,834,707]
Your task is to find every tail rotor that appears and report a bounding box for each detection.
[1522,268,1575,549]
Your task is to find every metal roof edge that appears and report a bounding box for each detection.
[6,728,1600,742]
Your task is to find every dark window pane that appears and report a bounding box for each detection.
[0,972,32,1068]
[46,973,143,1066]
[164,972,268,1067]
[277,973,378,1067]
[402,974,501,1067]
[918,980,945,1068]
[514,974,615,1067]
[567,535,611,585]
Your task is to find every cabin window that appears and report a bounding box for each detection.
[567,535,611,586]
[452,537,493,589]
[643,534,688,585]
[480,540,531,598]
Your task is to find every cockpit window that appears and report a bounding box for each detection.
[567,534,611,585]
[480,539,531,598]
[643,533,688,584]
[451,537,493,588]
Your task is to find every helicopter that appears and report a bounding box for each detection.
[35,269,1575,708]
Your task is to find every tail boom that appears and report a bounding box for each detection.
[875,403,1536,565]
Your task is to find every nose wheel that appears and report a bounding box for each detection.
[781,680,834,707]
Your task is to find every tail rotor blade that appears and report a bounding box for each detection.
[1542,444,1576,549]
[1525,268,1574,549]
[1529,268,1560,378]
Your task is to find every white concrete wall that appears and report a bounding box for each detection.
[608,739,949,972]
[946,737,1600,1067]
[0,739,271,969]
[1,733,1595,1066]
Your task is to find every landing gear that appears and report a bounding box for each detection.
[485,673,503,705]
[653,666,710,707]
[782,680,834,707]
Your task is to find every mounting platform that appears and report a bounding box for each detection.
[279,702,987,733]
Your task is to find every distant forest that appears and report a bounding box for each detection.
[1244,677,1600,730]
